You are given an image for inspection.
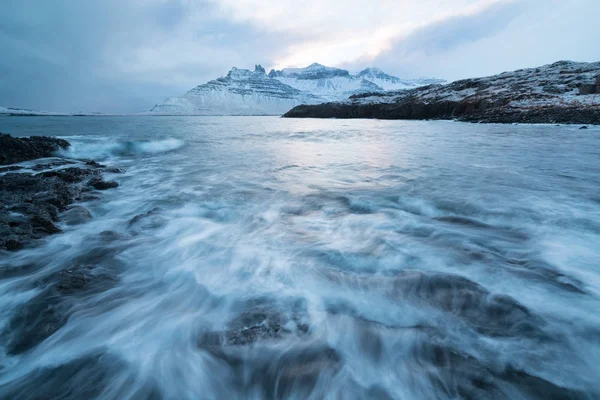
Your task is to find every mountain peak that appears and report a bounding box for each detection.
[151,62,446,115]
[358,67,390,78]
[360,67,383,74]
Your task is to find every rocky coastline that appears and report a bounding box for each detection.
[0,133,121,251]
[283,60,600,125]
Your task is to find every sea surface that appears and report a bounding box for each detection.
[1,116,600,399]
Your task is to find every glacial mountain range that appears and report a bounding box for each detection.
[150,63,445,115]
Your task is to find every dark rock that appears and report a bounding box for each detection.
[31,159,75,171]
[225,300,309,346]
[0,354,135,400]
[88,177,119,190]
[322,269,542,337]
[54,264,117,295]
[40,167,96,183]
[84,160,106,168]
[284,61,600,125]
[128,207,165,231]
[413,342,592,399]
[104,167,125,173]
[203,342,342,399]
[0,133,70,165]
[62,205,93,226]
[578,84,597,95]
[2,263,118,355]
[0,134,119,250]
[0,165,23,173]
[198,297,310,349]
[580,125,589,130]
[253,345,341,399]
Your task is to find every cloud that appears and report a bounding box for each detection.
[0,0,598,112]
[345,0,600,80]
[0,0,302,113]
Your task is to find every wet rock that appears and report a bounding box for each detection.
[252,345,342,399]
[31,159,75,171]
[0,172,73,250]
[414,342,592,400]
[129,207,161,225]
[104,167,125,173]
[0,134,118,250]
[62,205,93,226]
[580,125,589,130]
[88,177,119,190]
[195,296,338,398]
[323,269,542,337]
[84,160,105,168]
[225,302,309,346]
[0,353,162,400]
[199,298,310,350]
[54,264,117,295]
[40,167,96,183]
[3,264,118,355]
[0,165,23,173]
[392,272,541,337]
[97,230,131,243]
[206,343,342,400]
[128,207,166,232]
[3,288,69,355]
[578,84,597,95]
[0,133,70,165]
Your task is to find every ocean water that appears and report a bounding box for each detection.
[1,116,600,399]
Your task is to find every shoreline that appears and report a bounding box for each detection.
[0,133,121,251]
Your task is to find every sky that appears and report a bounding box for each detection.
[1,0,598,113]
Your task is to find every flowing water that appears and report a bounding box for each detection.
[1,116,599,399]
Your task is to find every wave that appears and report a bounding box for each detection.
[58,138,184,160]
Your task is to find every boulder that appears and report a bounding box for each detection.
[0,133,70,165]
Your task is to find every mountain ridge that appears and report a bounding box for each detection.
[150,63,443,115]
[283,60,600,125]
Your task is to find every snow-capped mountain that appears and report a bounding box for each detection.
[151,65,319,116]
[283,60,600,125]
[268,63,382,102]
[151,63,445,115]
[356,67,445,91]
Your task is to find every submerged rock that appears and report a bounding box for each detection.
[413,342,592,399]
[199,297,310,349]
[322,269,542,337]
[61,205,93,226]
[2,263,118,355]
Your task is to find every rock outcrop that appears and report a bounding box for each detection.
[0,133,70,165]
[284,60,600,125]
[0,133,120,251]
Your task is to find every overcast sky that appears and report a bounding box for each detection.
[1,0,598,113]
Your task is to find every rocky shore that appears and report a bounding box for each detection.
[0,133,121,251]
[283,60,600,125]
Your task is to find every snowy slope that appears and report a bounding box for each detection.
[151,65,321,115]
[268,63,382,102]
[356,68,445,91]
[284,60,600,125]
[0,107,68,116]
[151,63,445,115]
